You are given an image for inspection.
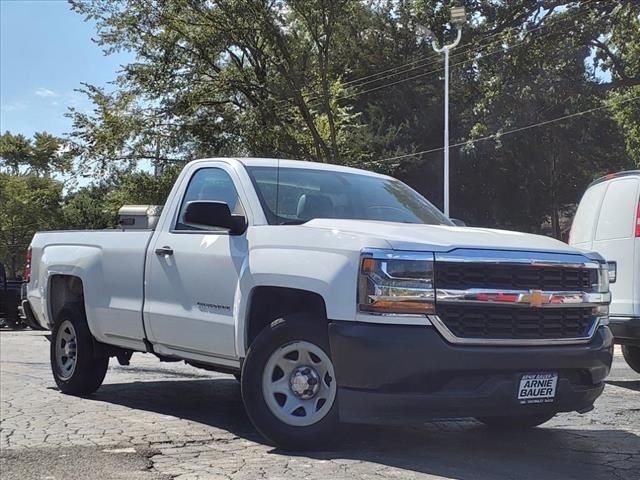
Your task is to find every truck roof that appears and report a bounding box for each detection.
[588,170,640,188]
[192,157,391,179]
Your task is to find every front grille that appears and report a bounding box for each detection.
[436,305,594,340]
[435,263,596,291]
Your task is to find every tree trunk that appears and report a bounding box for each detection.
[10,253,17,280]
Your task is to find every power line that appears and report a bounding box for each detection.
[313,3,610,106]
[368,95,640,165]
[260,0,609,112]
[332,25,561,102]
[340,0,601,90]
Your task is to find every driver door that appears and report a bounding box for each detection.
[144,166,248,361]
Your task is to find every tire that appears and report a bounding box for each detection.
[50,303,109,396]
[622,345,640,374]
[476,412,556,429]
[241,314,339,450]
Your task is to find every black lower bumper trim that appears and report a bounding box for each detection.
[609,316,640,346]
[328,321,613,425]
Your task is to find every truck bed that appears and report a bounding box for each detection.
[28,230,153,349]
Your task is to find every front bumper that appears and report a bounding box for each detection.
[328,321,613,425]
[609,316,640,346]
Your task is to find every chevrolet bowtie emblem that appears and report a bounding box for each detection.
[520,290,550,308]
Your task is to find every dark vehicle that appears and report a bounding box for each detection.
[0,263,25,329]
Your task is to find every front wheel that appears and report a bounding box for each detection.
[50,304,109,396]
[622,345,640,374]
[241,315,339,450]
[476,412,556,429]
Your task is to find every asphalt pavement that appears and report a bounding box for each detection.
[1,329,638,480]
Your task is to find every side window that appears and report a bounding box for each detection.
[175,168,243,231]
[595,178,640,241]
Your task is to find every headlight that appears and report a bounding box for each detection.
[358,253,435,315]
[595,263,610,293]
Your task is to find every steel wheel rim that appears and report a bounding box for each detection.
[55,320,77,380]
[262,340,337,427]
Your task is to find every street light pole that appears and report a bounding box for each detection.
[431,28,462,218]
[418,6,465,218]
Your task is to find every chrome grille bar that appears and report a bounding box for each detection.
[436,289,611,308]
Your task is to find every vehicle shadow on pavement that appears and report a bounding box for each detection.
[91,378,260,440]
[90,378,640,480]
[607,380,640,392]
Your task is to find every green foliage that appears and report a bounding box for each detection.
[0,174,63,278]
[449,1,637,236]
[103,164,184,214]
[611,86,640,165]
[62,185,117,230]
[0,131,72,176]
[67,0,374,169]
[61,163,184,229]
[2,1,639,244]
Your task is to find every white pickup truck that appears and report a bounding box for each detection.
[26,158,614,449]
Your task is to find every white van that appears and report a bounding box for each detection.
[570,170,640,373]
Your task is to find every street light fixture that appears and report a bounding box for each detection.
[419,5,466,218]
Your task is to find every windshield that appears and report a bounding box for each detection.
[246,166,451,226]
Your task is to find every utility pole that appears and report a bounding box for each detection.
[417,5,466,218]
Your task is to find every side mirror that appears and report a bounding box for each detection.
[183,201,246,234]
[451,218,467,227]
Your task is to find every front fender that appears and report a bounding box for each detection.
[234,247,360,356]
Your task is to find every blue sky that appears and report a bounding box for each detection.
[0,0,131,138]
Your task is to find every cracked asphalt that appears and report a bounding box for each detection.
[1,329,638,480]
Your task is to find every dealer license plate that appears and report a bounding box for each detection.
[518,373,558,404]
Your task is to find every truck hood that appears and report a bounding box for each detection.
[303,219,583,255]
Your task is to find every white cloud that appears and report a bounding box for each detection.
[34,87,58,98]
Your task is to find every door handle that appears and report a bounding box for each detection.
[155,246,174,256]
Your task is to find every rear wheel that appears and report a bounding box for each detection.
[50,304,108,395]
[476,412,556,429]
[622,345,640,374]
[241,315,339,450]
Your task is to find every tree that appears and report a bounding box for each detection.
[67,0,377,176]
[447,1,635,236]
[66,0,640,236]
[62,184,117,230]
[0,131,72,176]
[103,164,184,215]
[0,174,63,278]
[62,163,184,229]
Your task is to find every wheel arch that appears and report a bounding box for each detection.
[240,286,328,356]
[48,274,86,327]
[235,247,359,357]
